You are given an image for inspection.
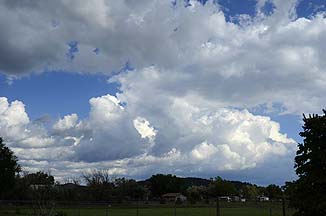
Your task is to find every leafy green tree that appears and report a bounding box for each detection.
[283,181,297,203]
[264,184,283,199]
[241,184,259,199]
[187,186,206,203]
[208,176,237,197]
[114,178,148,200]
[289,110,326,216]
[0,137,21,198]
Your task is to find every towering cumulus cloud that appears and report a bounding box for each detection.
[0,88,296,184]
[0,0,325,184]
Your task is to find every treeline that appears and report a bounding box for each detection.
[3,170,285,202]
[0,137,284,202]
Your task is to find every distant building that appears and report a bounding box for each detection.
[29,184,52,190]
[219,196,231,202]
[162,193,187,202]
[58,183,83,190]
[230,196,240,202]
[257,196,270,202]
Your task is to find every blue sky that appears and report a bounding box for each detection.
[0,72,118,120]
[0,0,325,184]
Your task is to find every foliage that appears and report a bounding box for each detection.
[208,176,237,197]
[149,174,185,197]
[264,184,283,199]
[288,110,326,216]
[8,171,56,200]
[23,171,55,185]
[187,186,207,203]
[114,177,149,200]
[0,137,21,198]
[240,184,259,199]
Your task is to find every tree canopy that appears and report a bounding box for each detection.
[23,171,55,185]
[207,176,237,197]
[264,184,283,199]
[289,110,326,216]
[149,174,185,197]
[0,137,21,198]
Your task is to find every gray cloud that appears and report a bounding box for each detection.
[1,0,324,113]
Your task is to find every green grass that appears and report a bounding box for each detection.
[0,206,295,216]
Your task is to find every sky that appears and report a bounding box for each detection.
[0,0,325,185]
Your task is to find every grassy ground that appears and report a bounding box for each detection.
[0,205,295,216]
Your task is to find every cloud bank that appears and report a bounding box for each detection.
[0,88,296,184]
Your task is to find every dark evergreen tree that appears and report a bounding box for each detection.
[149,174,184,197]
[290,110,326,216]
[0,137,21,198]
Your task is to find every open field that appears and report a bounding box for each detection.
[0,202,295,216]
[0,207,296,216]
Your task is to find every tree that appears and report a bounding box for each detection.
[207,176,237,197]
[82,169,114,201]
[241,184,259,199]
[186,186,206,203]
[207,177,236,216]
[149,174,184,197]
[264,184,283,199]
[0,137,21,198]
[114,178,148,200]
[289,110,326,216]
[24,171,55,186]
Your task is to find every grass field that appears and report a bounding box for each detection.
[0,204,296,216]
[58,207,295,216]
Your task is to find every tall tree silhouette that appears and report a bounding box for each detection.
[0,137,21,198]
[290,110,326,216]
